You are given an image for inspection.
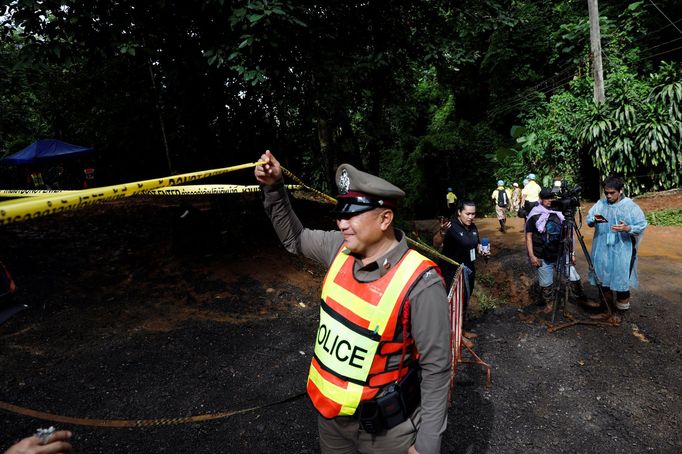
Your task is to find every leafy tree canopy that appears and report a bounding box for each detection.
[1,0,680,209]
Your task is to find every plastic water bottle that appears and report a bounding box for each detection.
[481,237,490,255]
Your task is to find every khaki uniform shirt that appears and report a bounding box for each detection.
[262,181,450,454]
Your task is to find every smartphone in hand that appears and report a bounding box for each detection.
[594,214,608,223]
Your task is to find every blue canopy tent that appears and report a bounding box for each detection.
[0,139,94,166]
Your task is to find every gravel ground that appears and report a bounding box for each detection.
[1,195,680,453]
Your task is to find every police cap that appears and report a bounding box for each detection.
[331,163,405,217]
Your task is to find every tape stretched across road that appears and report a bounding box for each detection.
[0,185,301,198]
[0,189,79,197]
[0,162,264,225]
[142,184,301,195]
[0,163,460,267]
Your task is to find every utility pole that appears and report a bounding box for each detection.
[587,0,605,103]
[588,0,606,197]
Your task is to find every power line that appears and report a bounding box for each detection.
[490,38,679,119]
[637,35,682,53]
[639,44,682,61]
[488,69,577,117]
[488,64,577,113]
[647,0,682,36]
[474,2,682,119]
[489,72,577,118]
[626,16,682,50]
[489,76,575,118]
[638,17,682,42]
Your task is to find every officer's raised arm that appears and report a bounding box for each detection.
[256,150,340,266]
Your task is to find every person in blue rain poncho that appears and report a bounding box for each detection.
[586,176,648,324]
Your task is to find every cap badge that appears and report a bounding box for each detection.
[338,169,350,194]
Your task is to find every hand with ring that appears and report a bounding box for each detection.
[4,429,73,454]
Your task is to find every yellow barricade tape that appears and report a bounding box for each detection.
[0,185,302,198]
[142,184,300,195]
[281,167,337,204]
[0,162,264,225]
[0,189,79,197]
[0,160,457,266]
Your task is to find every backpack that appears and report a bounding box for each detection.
[543,213,563,248]
[497,190,508,208]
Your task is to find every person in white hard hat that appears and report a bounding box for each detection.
[511,182,521,214]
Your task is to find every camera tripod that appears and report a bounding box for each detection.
[548,209,612,326]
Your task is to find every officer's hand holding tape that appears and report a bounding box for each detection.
[255,150,282,186]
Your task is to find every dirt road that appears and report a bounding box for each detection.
[1,193,680,453]
[448,210,681,453]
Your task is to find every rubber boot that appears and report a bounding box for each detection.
[590,288,614,320]
[499,219,506,232]
[541,286,553,314]
[609,296,630,326]
[571,281,600,309]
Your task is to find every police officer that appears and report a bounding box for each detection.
[256,151,450,454]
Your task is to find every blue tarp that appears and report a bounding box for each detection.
[0,139,94,165]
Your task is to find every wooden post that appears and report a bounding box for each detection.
[587,0,605,104]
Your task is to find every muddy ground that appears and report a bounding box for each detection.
[1,190,681,453]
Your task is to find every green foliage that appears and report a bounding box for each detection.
[581,62,682,194]
[477,272,495,288]
[505,0,682,197]
[379,67,505,218]
[1,0,680,214]
[473,271,503,313]
[507,78,592,186]
[0,34,51,157]
[473,287,505,313]
[215,0,307,85]
[645,208,682,227]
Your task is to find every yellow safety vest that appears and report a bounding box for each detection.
[307,247,437,418]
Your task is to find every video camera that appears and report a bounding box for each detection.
[550,182,581,216]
